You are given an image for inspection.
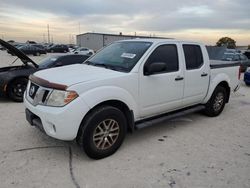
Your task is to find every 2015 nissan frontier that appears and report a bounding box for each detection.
[24,39,240,159]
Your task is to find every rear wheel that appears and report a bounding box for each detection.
[8,78,28,102]
[34,52,40,56]
[245,82,250,86]
[204,86,227,117]
[77,106,127,159]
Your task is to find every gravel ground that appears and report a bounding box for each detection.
[0,50,250,188]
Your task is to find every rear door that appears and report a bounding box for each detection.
[181,44,210,106]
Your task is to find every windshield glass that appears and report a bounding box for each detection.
[85,41,152,72]
[39,56,59,68]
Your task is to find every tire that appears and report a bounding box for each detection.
[7,78,28,102]
[203,86,227,117]
[34,52,40,56]
[77,106,127,159]
[51,50,54,53]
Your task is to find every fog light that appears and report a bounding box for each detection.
[46,122,56,134]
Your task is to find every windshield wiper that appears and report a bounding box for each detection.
[85,61,110,69]
[84,61,127,72]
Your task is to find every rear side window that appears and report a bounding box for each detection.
[183,45,203,70]
[146,44,179,73]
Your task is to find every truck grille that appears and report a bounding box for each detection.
[26,81,52,106]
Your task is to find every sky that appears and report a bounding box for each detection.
[0,0,249,45]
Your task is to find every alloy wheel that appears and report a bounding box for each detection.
[93,119,120,150]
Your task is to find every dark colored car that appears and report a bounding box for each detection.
[31,44,46,50]
[244,68,250,86]
[0,39,90,102]
[0,45,5,50]
[244,51,250,59]
[222,53,250,72]
[47,44,69,53]
[18,45,47,56]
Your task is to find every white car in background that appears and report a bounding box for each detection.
[73,47,94,55]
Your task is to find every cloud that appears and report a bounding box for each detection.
[0,0,249,44]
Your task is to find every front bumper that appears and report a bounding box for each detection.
[24,91,90,140]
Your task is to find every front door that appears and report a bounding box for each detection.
[139,44,184,118]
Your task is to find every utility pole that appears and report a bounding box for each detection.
[47,24,50,43]
[79,22,81,34]
[43,34,46,43]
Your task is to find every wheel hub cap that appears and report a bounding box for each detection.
[213,92,224,112]
[93,119,120,150]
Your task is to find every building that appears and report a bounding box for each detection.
[76,32,169,51]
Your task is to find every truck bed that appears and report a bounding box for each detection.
[210,60,240,69]
[210,60,240,92]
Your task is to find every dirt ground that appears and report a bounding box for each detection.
[0,50,249,188]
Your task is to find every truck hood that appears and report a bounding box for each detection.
[0,39,38,68]
[34,64,125,87]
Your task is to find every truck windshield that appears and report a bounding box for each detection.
[85,41,152,72]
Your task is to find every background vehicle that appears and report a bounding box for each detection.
[73,47,94,55]
[239,54,250,72]
[0,45,5,50]
[31,44,46,50]
[244,51,250,59]
[24,39,240,159]
[0,39,90,102]
[47,44,69,53]
[221,52,250,72]
[18,45,47,56]
[244,68,250,86]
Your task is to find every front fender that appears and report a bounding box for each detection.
[79,86,139,118]
[202,73,231,104]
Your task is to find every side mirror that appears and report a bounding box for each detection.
[144,62,167,75]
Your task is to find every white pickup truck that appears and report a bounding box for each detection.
[24,39,240,159]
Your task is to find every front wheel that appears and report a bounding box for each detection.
[77,106,127,159]
[203,86,227,117]
[7,78,28,102]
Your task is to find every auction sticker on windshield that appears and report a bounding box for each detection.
[121,53,136,59]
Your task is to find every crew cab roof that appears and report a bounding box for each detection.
[117,38,203,45]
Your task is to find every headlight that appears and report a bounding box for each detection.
[46,90,78,107]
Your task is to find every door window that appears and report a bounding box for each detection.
[145,44,179,74]
[183,45,203,70]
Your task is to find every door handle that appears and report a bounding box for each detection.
[201,73,208,77]
[175,76,184,81]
